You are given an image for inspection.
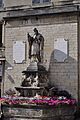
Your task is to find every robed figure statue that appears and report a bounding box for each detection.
[27,28,44,62]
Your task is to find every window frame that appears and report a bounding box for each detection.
[32,0,51,4]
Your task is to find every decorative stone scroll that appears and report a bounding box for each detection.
[13,41,26,63]
[54,38,68,62]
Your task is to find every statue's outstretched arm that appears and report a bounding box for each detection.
[27,33,33,59]
[27,33,34,43]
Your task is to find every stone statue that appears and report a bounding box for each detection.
[21,75,34,87]
[27,28,44,62]
[31,73,39,87]
[21,73,39,88]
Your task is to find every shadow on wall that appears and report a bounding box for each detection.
[5,61,13,70]
[5,61,15,84]
[48,49,77,97]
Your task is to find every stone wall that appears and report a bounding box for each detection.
[3,0,77,8]
[3,0,32,8]
[3,13,78,99]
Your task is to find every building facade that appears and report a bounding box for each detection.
[0,0,80,100]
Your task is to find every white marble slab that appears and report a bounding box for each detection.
[54,38,68,62]
[13,41,26,63]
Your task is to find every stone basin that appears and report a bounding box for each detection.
[15,86,44,97]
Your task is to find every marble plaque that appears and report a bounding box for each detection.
[13,41,25,63]
[54,38,68,62]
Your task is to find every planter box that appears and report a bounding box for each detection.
[1,104,76,120]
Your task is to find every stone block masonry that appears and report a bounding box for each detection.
[2,104,76,120]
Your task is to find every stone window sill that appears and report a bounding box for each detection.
[32,2,53,8]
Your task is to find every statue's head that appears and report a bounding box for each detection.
[33,28,38,35]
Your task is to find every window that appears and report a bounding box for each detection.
[32,0,50,4]
[0,0,3,7]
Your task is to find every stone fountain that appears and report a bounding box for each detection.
[15,61,48,97]
[15,28,49,97]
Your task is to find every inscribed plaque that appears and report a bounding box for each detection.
[13,41,25,63]
[54,38,68,62]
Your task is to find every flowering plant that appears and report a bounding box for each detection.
[0,96,76,106]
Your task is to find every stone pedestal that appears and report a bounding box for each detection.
[1,104,76,120]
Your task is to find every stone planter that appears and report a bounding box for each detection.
[1,104,76,120]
